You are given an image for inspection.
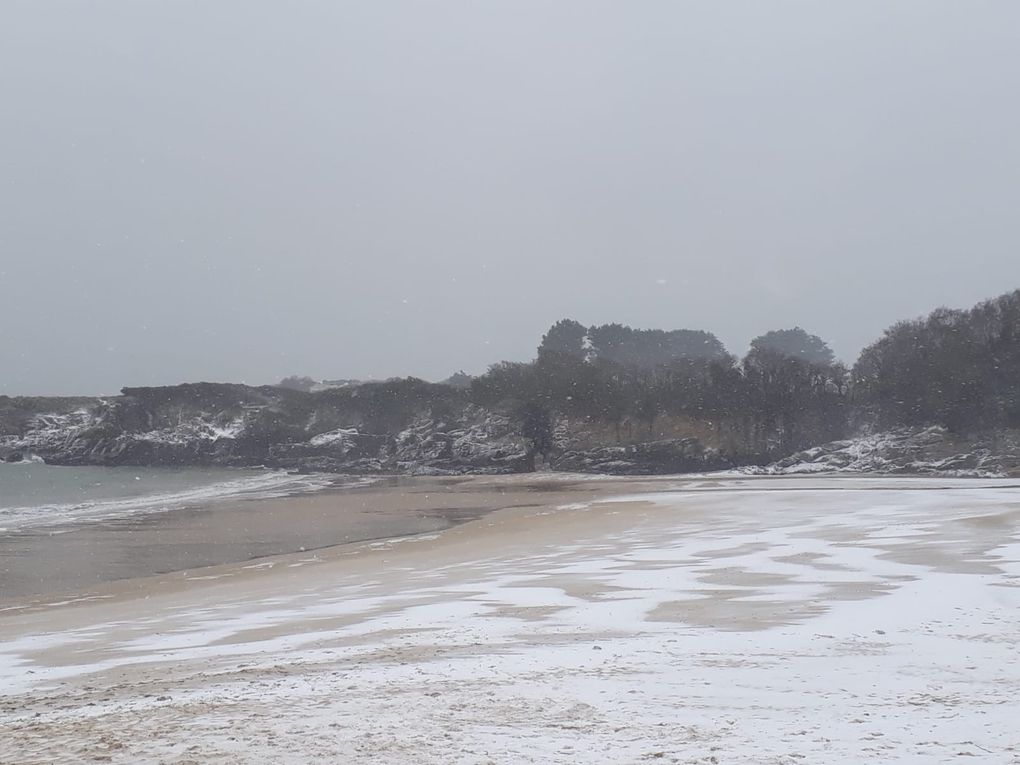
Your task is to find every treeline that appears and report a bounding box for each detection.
[268,289,1018,460]
[853,289,1020,432]
[470,323,847,458]
[467,289,1020,458]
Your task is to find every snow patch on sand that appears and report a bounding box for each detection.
[1,477,1018,763]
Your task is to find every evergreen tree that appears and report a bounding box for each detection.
[748,328,835,366]
[538,319,587,359]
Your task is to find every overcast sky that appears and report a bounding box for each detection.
[3,1,1020,395]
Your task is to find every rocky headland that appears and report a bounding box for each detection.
[3,382,1019,477]
[1,382,731,475]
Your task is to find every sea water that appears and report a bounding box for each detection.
[0,462,337,532]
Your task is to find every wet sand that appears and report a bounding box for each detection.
[0,473,655,603]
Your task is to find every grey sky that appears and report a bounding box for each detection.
[3,1,1020,395]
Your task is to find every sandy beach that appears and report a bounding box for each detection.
[0,474,631,602]
[2,474,1019,763]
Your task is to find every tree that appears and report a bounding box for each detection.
[851,291,1020,433]
[439,371,473,389]
[586,324,728,367]
[744,331,846,454]
[470,362,539,408]
[748,328,835,366]
[538,319,587,359]
[517,400,553,457]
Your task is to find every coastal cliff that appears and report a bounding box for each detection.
[1,382,732,475]
[4,383,1019,477]
[745,426,1020,477]
[0,383,532,475]
[0,380,741,475]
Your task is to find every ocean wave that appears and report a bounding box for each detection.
[0,470,371,532]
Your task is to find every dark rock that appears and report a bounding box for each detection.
[0,385,533,475]
[748,426,1020,477]
[551,438,729,475]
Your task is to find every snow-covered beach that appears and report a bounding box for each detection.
[2,475,1019,763]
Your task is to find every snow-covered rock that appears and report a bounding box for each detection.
[747,426,1020,477]
[0,385,533,475]
[391,408,532,474]
[552,438,729,475]
[7,383,1019,479]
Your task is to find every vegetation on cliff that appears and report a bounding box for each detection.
[3,289,1019,474]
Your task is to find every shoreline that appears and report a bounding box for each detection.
[0,463,354,533]
[3,471,1015,610]
[0,471,683,607]
[1,471,1011,613]
[1,474,1017,763]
